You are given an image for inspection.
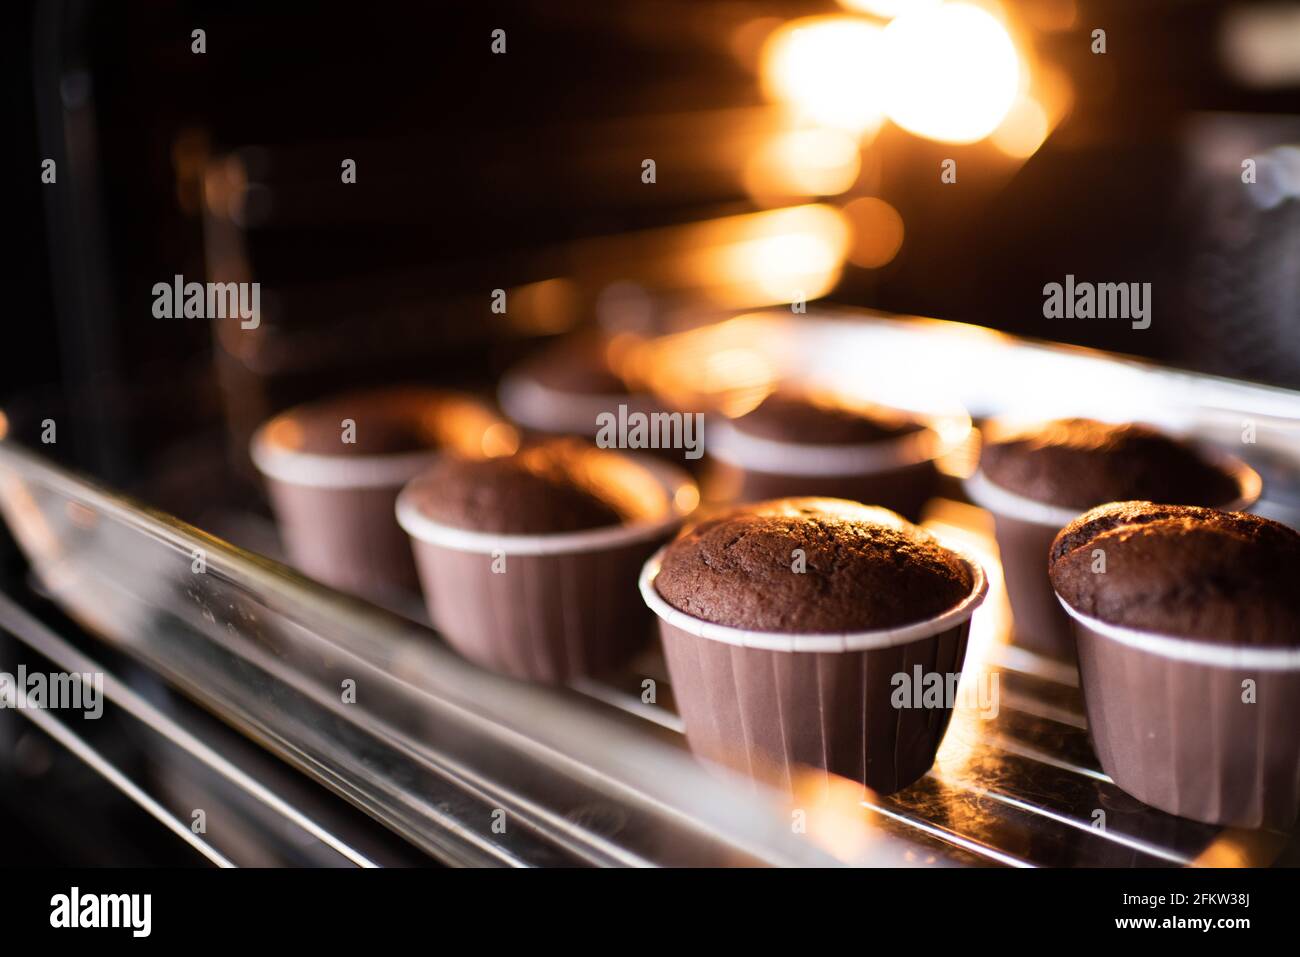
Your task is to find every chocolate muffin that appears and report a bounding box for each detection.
[399,441,696,683]
[980,418,1241,509]
[967,417,1259,660]
[1050,501,1300,828]
[705,394,950,520]
[642,497,986,795]
[250,387,516,599]
[656,498,973,633]
[1050,501,1300,646]
[730,393,924,446]
[409,440,666,535]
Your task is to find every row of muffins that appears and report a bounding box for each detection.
[250,340,1300,830]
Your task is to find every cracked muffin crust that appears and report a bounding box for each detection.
[1049,501,1300,645]
[654,497,974,633]
[979,418,1241,509]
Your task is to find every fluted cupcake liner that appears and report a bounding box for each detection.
[965,458,1260,662]
[251,389,514,602]
[988,511,1078,659]
[706,459,938,523]
[399,458,697,684]
[704,416,954,521]
[262,480,424,596]
[1062,596,1300,829]
[640,543,988,796]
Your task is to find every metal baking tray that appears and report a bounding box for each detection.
[2,308,1299,867]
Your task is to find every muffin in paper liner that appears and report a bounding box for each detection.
[964,443,1260,661]
[641,539,987,796]
[1063,599,1300,829]
[399,456,697,684]
[704,411,956,522]
[251,388,516,601]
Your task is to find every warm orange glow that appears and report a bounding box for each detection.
[924,500,1008,777]
[760,16,886,134]
[743,128,862,201]
[881,3,1020,144]
[1191,829,1285,868]
[703,348,780,415]
[1021,0,1077,32]
[691,204,850,307]
[674,484,701,515]
[838,0,942,18]
[506,278,580,335]
[0,410,8,442]
[265,418,306,452]
[991,94,1050,159]
[790,768,878,863]
[480,422,520,459]
[842,196,905,268]
[516,439,670,522]
[729,16,784,70]
[434,400,520,460]
[635,315,790,416]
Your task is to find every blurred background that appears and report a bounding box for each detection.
[5,0,1300,496]
[2,0,1300,864]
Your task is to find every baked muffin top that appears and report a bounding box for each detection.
[979,418,1241,509]
[267,387,509,458]
[730,393,924,446]
[1049,501,1300,646]
[409,439,667,535]
[654,497,974,633]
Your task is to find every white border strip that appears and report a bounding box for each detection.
[1056,595,1300,670]
[705,416,942,476]
[638,540,988,653]
[396,456,697,556]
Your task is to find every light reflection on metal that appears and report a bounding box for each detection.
[924,501,1011,779]
[1191,828,1289,868]
[789,768,879,862]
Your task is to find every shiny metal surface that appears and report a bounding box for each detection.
[2,310,1299,866]
[0,439,896,867]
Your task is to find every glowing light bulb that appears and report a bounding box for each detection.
[760,17,887,134]
[881,3,1020,144]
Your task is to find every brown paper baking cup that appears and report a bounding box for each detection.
[1060,596,1300,829]
[639,544,988,795]
[397,457,697,684]
[498,369,660,438]
[965,453,1260,660]
[251,390,513,600]
[704,415,961,520]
